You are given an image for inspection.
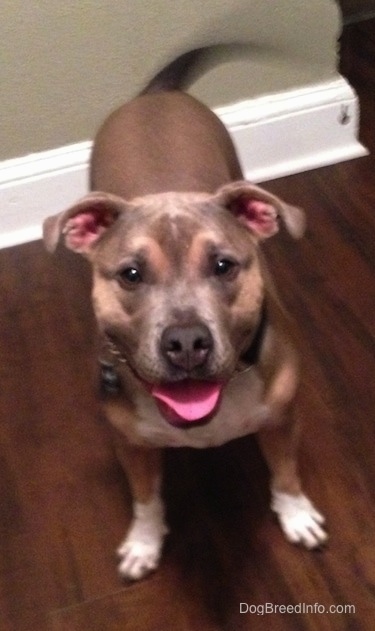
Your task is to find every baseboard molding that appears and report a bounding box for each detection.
[0,143,91,249]
[0,76,367,249]
[217,76,367,182]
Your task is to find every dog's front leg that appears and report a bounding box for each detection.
[257,414,327,549]
[112,432,169,580]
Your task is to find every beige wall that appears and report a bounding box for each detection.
[0,1,341,162]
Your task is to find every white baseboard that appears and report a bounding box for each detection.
[0,76,367,249]
[217,76,367,182]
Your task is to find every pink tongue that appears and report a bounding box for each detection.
[151,381,222,424]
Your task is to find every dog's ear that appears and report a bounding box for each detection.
[214,181,305,240]
[43,192,129,254]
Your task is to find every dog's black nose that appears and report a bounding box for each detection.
[161,324,213,371]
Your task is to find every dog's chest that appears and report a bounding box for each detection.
[134,369,269,448]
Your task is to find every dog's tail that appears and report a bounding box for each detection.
[139,44,249,96]
[139,48,207,95]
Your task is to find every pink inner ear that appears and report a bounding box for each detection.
[65,208,115,251]
[231,197,279,238]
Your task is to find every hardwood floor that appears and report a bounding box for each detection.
[1,20,375,631]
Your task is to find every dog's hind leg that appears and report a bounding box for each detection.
[112,435,169,580]
[257,415,328,549]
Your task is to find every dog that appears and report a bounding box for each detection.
[43,48,327,581]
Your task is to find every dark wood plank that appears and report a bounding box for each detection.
[49,568,219,631]
[1,19,375,631]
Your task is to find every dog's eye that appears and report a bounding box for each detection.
[214,258,238,279]
[117,266,142,287]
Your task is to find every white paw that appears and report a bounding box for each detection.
[117,497,169,581]
[118,536,163,581]
[271,491,328,549]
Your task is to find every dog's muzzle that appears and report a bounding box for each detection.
[100,301,268,426]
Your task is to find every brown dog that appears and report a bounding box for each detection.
[43,48,327,581]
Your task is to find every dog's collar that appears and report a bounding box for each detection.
[104,336,128,365]
[239,300,268,368]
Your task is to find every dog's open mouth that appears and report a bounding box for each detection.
[151,380,223,426]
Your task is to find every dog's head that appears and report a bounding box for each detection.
[44,181,304,424]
